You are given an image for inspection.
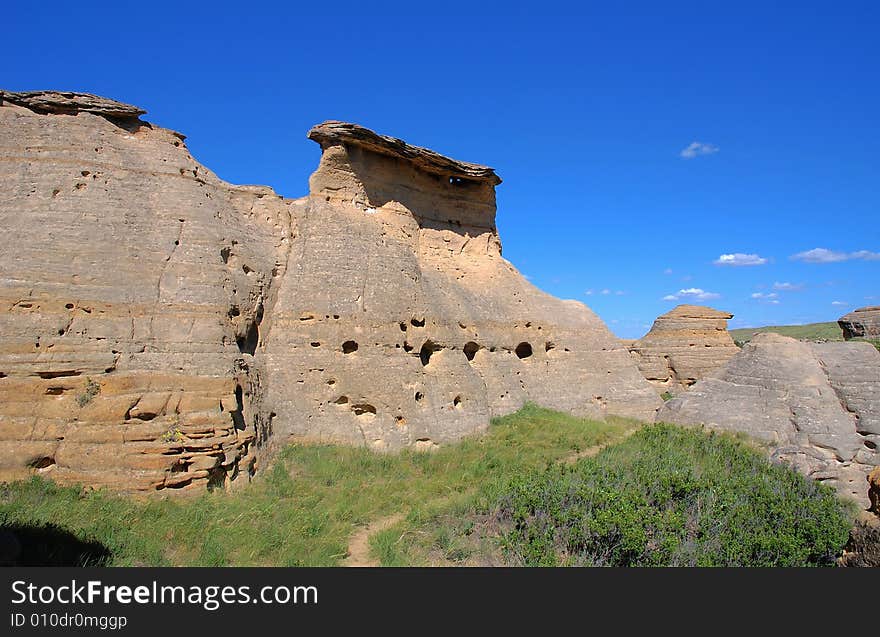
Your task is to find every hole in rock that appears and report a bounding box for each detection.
[395,415,406,427]
[453,396,462,408]
[327,379,337,386]
[515,343,533,359]
[220,247,231,264]
[399,322,407,332]
[228,306,240,318]
[865,440,877,450]
[333,396,349,405]
[420,340,441,366]
[403,342,414,353]
[411,317,425,327]
[545,341,556,352]
[415,391,424,402]
[351,403,377,416]
[28,456,55,470]
[45,387,65,395]
[310,342,321,348]
[64,303,74,310]
[230,385,246,430]
[236,305,262,356]
[206,466,227,492]
[463,342,480,361]
[342,340,359,354]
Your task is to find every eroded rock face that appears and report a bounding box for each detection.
[263,121,661,450]
[0,91,292,492]
[839,306,880,341]
[659,333,880,506]
[0,94,661,491]
[628,304,738,391]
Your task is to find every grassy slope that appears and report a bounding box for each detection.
[0,404,633,566]
[729,321,842,343]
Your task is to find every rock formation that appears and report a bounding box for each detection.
[627,304,738,390]
[839,306,880,341]
[0,90,661,492]
[659,333,880,507]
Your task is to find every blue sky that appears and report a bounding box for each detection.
[4,1,878,337]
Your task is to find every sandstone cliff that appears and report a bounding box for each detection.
[659,333,880,506]
[0,91,661,491]
[628,304,738,390]
[839,306,880,341]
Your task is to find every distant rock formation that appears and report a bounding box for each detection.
[0,91,660,492]
[839,306,880,341]
[659,333,880,507]
[627,304,738,391]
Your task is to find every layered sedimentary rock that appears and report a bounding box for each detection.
[839,306,880,341]
[0,91,291,491]
[0,92,661,491]
[659,333,880,506]
[262,121,660,450]
[627,304,738,390]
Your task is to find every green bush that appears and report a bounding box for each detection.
[496,424,853,567]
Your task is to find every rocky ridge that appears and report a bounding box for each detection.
[0,90,661,492]
[659,333,880,506]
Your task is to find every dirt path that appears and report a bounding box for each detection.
[342,428,638,566]
[343,513,405,567]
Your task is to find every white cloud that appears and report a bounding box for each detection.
[663,268,673,275]
[773,282,803,291]
[585,289,593,296]
[615,290,626,296]
[680,142,719,159]
[751,292,778,299]
[831,300,848,306]
[714,253,768,267]
[663,288,721,302]
[790,248,880,263]
[600,289,611,295]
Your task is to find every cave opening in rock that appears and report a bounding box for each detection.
[463,341,480,361]
[515,342,533,359]
[342,340,359,354]
[420,340,440,366]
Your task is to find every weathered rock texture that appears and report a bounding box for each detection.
[0,93,661,492]
[262,121,660,451]
[659,333,880,507]
[839,306,880,341]
[628,305,738,390]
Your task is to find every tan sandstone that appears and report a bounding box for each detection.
[627,304,738,391]
[839,306,880,341]
[0,92,661,492]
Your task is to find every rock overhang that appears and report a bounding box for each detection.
[307,120,502,186]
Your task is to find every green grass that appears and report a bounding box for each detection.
[0,404,632,566]
[482,424,853,566]
[729,321,842,345]
[0,406,855,567]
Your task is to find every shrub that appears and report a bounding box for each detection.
[76,378,100,407]
[495,424,853,567]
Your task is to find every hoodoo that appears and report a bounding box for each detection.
[0,91,660,492]
[628,304,738,390]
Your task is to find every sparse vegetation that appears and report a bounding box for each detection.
[160,426,185,443]
[729,321,842,344]
[76,378,100,407]
[0,406,855,567]
[660,391,674,401]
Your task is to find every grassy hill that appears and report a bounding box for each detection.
[729,321,842,344]
[0,405,856,567]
